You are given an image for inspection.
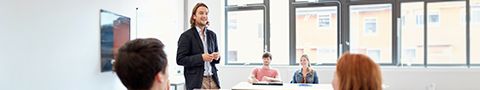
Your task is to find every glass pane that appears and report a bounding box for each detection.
[227,10,264,64]
[228,0,263,6]
[350,4,392,63]
[269,0,290,65]
[296,6,338,64]
[400,2,424,65]
[427,1,466,64]
[471,0,480,64]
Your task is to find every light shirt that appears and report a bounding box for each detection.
[196,26,213,76]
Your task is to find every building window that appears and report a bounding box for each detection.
[317,14,331,28]
[228,51,238,62]
[473,9,480,23]
[228,19,237,30]
[364,18,377,34]
[427,2,466,64]
[428,12,440,25]
[367,49,381,62]
[416,14,424,26]
[401,16,406,27]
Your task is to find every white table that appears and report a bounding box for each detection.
[231,82,334,90]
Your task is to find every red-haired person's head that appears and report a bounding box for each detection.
[333,53,382,90]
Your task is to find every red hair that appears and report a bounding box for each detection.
[336,53,382,90]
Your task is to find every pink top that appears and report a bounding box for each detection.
[252,66,279,81]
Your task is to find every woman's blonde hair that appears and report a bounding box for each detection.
[336,53,382,90]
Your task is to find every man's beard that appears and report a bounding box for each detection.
[196,21,207,26]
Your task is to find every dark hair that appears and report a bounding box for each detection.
[262,52,272,60]
[114,38,168,90]
[190,3,209,28]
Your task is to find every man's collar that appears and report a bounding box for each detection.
[195,26,206,33]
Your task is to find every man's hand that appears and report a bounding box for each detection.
[249,75,259,83]
[262,76,272,81]
[212,52,220,60]
[202,53,213,62]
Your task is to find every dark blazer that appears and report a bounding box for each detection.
[176,27,220,90]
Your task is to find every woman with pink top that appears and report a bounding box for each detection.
[248,52,282,83]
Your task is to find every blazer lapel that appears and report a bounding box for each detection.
[206,29,212,53]
[192,27,205,52]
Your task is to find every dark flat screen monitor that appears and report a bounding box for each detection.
[100,9,130,72]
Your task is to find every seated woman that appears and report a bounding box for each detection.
[290,54,318,84]
[248,52,282,83]
[332,53,382,90]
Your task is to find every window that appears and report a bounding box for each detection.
[223,0,475,66]
[228,19,237,30]
[317,14,331,28]
[428,12,440,25]
[471,0,480,64]
[228,51,238,62]
[316,48,337,64]
[403,49,417,65]
[295,6,338,65]
[401,2,424,65]
[427,1,466,64]
[401,16,406,27]
[367,49,381,62]
[226,1,266,64]
[350,4,392,63]
[364,18,377,34]
[473,9,480,24]
[416,14,424,26]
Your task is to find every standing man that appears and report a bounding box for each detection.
[177,3,221,90]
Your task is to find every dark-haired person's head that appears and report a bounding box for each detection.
[262,52,272,66]
[190,3,209,28]
[114,38,169,90]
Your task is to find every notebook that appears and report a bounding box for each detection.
[252,82,283,86]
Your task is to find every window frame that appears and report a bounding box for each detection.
[223,0,476,67]
[399,0,469,67]
[290,0,341,66]
[225,0,270,65]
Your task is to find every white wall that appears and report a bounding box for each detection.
[0,0,184,89]
[135,0,185,77]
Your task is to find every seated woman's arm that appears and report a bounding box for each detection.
[291,70,300,83]
[313,70,319,84]
[290,73,297,83]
